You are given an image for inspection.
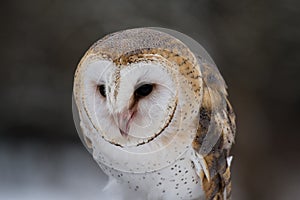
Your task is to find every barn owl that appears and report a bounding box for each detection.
[72,28,236,200]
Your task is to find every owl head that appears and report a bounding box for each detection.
[73,28,218,173]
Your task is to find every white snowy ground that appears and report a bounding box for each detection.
[0,141,109,200]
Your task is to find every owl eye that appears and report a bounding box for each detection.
[135,84,153,97]
[98,85,106,97]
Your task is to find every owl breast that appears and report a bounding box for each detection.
[99,148,204,200]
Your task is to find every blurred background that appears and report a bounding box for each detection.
[1,0,299,199]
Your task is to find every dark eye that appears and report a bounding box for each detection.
[135,84,153,97]
[98,85,106,97]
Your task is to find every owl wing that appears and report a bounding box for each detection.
[190,62,236,200]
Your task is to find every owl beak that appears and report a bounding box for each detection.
[113,111,134,136]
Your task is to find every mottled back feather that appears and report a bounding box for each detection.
[192,62,236,200]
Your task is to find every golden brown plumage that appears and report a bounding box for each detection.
[193,62,236,200]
